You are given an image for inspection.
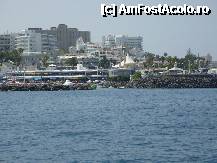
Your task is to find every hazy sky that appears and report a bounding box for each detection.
[0,0,216,59]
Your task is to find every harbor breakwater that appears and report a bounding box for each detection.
[104,75,217,89]
[1,75,217,91]
[0,83,96,91]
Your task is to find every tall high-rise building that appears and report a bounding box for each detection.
[55,24,91,51]
[41,33,57,54]
[56,24,68,50]
[68,28,79,48]
[28,24,91,52]
[78,31,91,43]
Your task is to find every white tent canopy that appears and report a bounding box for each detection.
[125,53,135,64]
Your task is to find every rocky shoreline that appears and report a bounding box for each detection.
[102,75,217,89]
[1,75,217,91]
[0,83,96,91]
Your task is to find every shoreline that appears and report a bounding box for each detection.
[103,75,217,89]
[1,75,217,91]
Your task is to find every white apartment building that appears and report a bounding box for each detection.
[16,30,42,56]
[0,34,10,52]
[202,53,212,63]
[102,35,116,48]
[115,35,143,50]
[16,29,57,56]
[41,33,57,54]
[102,35,143,50]
[15,30,57,67]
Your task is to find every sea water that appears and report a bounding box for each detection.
[0,89,217,162]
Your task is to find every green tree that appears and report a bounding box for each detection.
[160,56,166,66]
[176,49,200,71]
[98,56,110,69]
[0,51,6,65]
[0,49,23,67]
[131,71,142,80]
[184,49,198,70]
[163,52,168,57]
[166,56,176,69]
[143,62,148,68]
[41,55,49,68]
[17,48,24,54]
[12,49,23,66]
[65,57,78,68]
[155,55,160,61]
[145,52,155,68]
[59,49,66,55]
[198,57,208,68]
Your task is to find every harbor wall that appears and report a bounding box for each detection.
[104,75,217,88]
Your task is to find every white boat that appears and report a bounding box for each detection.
[63,80,73,86]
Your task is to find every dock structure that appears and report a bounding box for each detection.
[4,69,109,82]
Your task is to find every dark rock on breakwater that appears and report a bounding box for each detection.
[0,83,96,91]
[102,75,217,89]
[1,75,217,91]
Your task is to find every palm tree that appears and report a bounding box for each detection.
[0,51,5,65]
[166,56,176,69]
[41,55,49,68]
[17,48,24,55]
[145,52,155,69]
[13,49,23,67]
[160,56,165,66]
[184,49,198,70]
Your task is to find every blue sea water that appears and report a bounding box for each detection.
[0,89,217,163]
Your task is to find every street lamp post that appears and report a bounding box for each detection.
[23,67,26,84]
[188,60,191,74]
